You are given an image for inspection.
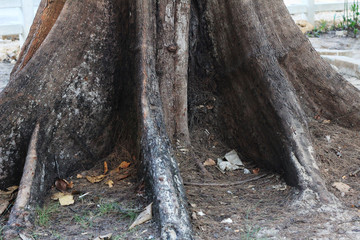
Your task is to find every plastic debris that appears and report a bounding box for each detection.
[217,150,244,172]
[224,150,244,166]
[197,210,206,216]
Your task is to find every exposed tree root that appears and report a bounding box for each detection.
[3,123,40,239]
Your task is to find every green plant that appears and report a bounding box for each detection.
[340,0,360,36]
[73,212,93,229]
[308,26,320,38]
[239,202,268,240]
[97,201,139,221]
[319,20,328,32]
[35,203,59,227]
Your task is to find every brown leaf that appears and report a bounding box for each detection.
[120,161,131,169]
[116,174,130,181]
[206,104,214,110]
[6,186,18,193]
[67,181,74,189]
[55,179,68,192]
[203,158,216,166]
[252,168,260,174]
[104,161,108,174]
[77,174,83,179]
[0,186,18,195]
[322,119,331,124]
[86,175,106,183]
[105,180,114,188]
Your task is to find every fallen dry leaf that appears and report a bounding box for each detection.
[0,199,10,215]
[104,161,108,174]
[86,175,106,183]
[6,186,18,193]
[77,174,83,179]
[67,181,74,189]
[105,180,114,188]
[59,194,74,206]
[51,192,68,200]
[332,182,351,193]
[120,161,130,169]
[203,158,216,166]
[0,186,19,195]
[55,178,68,192]
[323,119,331,124]
[93,233,112,240]
[19,233,32,240]
[129,203,152,229]
[252,168,260,174]
[116,174,130,181]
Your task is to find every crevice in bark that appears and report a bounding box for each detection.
[156,0,191,145]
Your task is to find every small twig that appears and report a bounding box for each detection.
[79,192,91,199]
[350,168,360,176]
[184,174,269,187]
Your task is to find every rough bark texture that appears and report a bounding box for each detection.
[1,0,359,238]
[4,123,39,238]
[136,0,193,238]
[156,0,191,144]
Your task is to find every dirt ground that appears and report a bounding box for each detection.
[1,35,360,239]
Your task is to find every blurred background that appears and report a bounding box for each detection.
[0,0,358,92]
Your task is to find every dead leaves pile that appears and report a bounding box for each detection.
[52,161,132,206]
[84,161,131,185]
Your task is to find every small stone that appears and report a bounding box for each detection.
[221,218,233,224]
[243,168,251,174]
[197,210,205,216]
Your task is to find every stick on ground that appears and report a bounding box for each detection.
[184,174,270,187]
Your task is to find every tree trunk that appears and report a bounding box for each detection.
[1,0,359,238]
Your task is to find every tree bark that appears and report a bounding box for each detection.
[1,0,359,238]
